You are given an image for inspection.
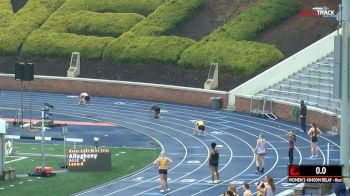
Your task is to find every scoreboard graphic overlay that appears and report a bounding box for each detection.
[289,165,342,183]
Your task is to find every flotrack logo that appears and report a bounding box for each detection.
[299,6,336,17]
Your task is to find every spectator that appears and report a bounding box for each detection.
[288,131,296,165]
[266,175,276,195]
[299,100,307,132]
[243,182,252,196]
[223,190,235,196]
[256,181,265,196]
[257,175,276,196]
[228,185,239,196]
[333,182,348,196]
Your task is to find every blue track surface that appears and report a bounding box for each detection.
[1,110,155,148]
[0,90,341,196]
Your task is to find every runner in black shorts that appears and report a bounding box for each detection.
[150,105,161,119]
[209,142,219,183]
[153,152,173,193]
[159,169,167,175]
[308,123,318,159]
[198,125,205,132]
[194,120,206,135]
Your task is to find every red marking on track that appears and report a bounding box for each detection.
[0,118,115,127]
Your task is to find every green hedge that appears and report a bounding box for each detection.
[130,0,203,36]
[175,0,298,75]
[0,0,12,26]
[0,0,65,55]
[206,0,301,42]
[66,11,145,37]
[103,34,195,64]
[49,0,164,16]
[21,31,113,59]
[0,11,13,28]
[20,0,165,59]
[39,0,164,32]
[0,0,12,12]
[4,0,294,76]
[178,40,284,76]
[84,0,165,16]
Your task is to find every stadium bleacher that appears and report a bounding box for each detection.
[256,53,340,114]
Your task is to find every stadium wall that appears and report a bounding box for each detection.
[235,95,340,133]
[0,74,228,108]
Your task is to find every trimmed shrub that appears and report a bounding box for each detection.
[3,0,293,77]
[0,0,12,11]
[206,0,301,42]
[51,0,164,16]
[20,0,166,59]
[130,0,204,36]
[39,0,164,32]
[66,11,145,37]
[178,41,284,76]
[21,31,113,59]
[103,34,196,64]
[84,0,165,16]
[0,0,65,55]
[0,0,13,26]
[0,11,13,28]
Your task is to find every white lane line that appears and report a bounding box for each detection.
[186,160,201,164]
[135,125,233,195]
[80,115,209,195]
[1,93,258,194]
[35,111,191,196]
[1,91,338,194]
[180,179,196,183]
[82,128,191,195]
[113,102,125,105]
[190,124,279,195]
[6,99,213,196]
[5,156,28,163]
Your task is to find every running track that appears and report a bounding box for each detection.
[0,90,342,196]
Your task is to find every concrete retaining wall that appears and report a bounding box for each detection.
[0,74,228,108]
[235,95,339,133]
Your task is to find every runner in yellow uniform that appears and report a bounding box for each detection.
[153,152,173,193]
[194,120,206,135]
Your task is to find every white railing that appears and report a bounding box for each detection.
[228,30,338,106]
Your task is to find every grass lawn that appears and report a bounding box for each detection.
[0,143,158,196]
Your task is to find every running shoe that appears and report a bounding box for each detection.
[166,188,171,191]
[160,189,165,193]
[214,180,220,184]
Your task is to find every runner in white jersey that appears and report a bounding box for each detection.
[79,92,91,104]
[255,133,268,174]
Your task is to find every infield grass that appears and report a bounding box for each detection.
[0,142,158,196]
